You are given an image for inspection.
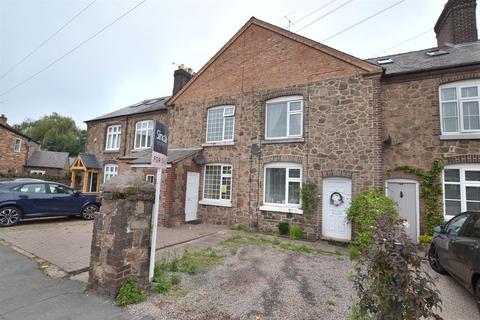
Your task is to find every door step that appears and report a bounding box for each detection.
[186,219,202,225]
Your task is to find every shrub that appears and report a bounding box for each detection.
[230,224,256,233]
[278,221,290,235]
[347,189,399,256]
[289,225,304,240]
[419,234,433,245]
[352,214,443,320]
[116,278,147,306]
[300,182,318,218]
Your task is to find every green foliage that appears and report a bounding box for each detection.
[352,214,443,320]
[289,225,304,240]
[116,278,147,306]
[230,224,256,233]
[177,247,222,275]
[393,158,445,236]
[278,221,290,235]
[300,182,318,218]
[0,171,69,184]
[347,189,399,256]
[419,234,433,245]
[349,304,371,320]
[13,113,86,156]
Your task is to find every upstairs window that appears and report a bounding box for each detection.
[440,80,480,135]
[134,120,153,149]
[206,106,235,143]
[265,96,303,140]
[14,138,21,152]
[105,125,121,150]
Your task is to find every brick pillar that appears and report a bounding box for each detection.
[88,172,155,297]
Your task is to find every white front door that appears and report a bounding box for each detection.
[185,172,200,222]
[386,180,419,243]
[322,177,352,241]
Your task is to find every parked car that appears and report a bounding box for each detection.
[428,211,480,311]
[0,180,100,227]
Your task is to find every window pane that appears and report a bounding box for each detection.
[265,167,286,204]
[461,86,478,98]
[444,169,460,182]
[222,165,232,175]
[224,106,235,116]
[288,181,300,204]
[441,88,456,101]
[445,200,461,216]
[443,118,458,133]
[288,168,301,179]
[204,165,221,199]
[445,184,460,199]
[146,129,152,147]
[467,202,480,211]
[224,116,234,141]
[289,101,302,111]
[466,186,480,201]
[463,101,480,130]
[141,132,146,147]
[207,108,224,142]
[466,171,480,181]
[289,113,302,136]
[266,103,287,138]
[221,176,232,200]
[442,102,457,117]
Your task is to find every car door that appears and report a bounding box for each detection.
[13,183,51,216]
[451,214,480,287]
[47,183,78,215]
[436,213,470,274]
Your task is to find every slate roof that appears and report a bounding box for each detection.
[79,153,102,169]
[120,147,202,165]
[366,40,480,76]
[26,150,69,169]
[0,123,40,144]
[86,96,170,122]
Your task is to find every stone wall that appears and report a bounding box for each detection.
[89,173,155,297]
[0,125,40,173]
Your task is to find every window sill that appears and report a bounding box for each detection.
[440,134,480,140]
[132,148,151,152]
[259,205,303,214]
[104,149,120,153]
[261,138,305,144]
[202,141,235,147]
[199,199,232,207]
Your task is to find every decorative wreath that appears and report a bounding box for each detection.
[329,192,344,207]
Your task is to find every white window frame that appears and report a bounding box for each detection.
[134,120,154,150]
[261,162,302,213]
[103,164,118,182]
[30,170,46,175]
[14,138,21,152]
[443,164,480,221]
[105,125,121,151]
[205,105,235,144]
[265,96,303,140]
[200,163,233,207]
[146,174,154,184]
[439,80,480,136]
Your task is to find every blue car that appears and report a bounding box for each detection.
[0,179,100,227]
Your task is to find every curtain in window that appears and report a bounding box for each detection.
[266,103,287,138]
[265,167,286,204]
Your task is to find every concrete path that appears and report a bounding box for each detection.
[0,244,129,320]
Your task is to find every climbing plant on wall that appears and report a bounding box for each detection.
[393,158,445,236]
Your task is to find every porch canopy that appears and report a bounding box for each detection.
[70,153,102,193]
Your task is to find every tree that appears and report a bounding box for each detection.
[13,113,86,156]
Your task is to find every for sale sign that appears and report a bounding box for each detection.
[151,121,168,169]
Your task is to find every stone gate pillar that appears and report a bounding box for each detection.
[88,172,155,297]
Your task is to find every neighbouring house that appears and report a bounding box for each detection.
[84,0,480,241]
[70,153,102,193]
[0,114,41,174]
[24,150,70,176]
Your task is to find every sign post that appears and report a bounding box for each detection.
[149,121,168,282]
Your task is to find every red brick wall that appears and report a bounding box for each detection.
[435,0,478,46]
[0,126,40,173]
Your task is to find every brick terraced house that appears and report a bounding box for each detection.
[0,114,41,174]
[85,0,480,241]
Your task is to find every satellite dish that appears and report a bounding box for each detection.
[250,144,261,156]
[193,155,206,165]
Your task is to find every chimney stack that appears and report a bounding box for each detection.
[434,0,478,47]
[0,114,7,125]
[172,64,193,96]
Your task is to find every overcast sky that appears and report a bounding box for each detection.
[1,0,477,128]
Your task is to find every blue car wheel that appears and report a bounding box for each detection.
[0,206,21,227]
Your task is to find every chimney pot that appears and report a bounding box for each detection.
[434,0,478,47]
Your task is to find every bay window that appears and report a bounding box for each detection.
[265,96,303,140]
[440,80,480,136]
[206,106,235,143]
[105,125,121,150]
[443,164,480,220]
[201,164,232,206]
[263,163,302,211]
[134,120,153,149]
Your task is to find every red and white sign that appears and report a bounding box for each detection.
[151,152,167,169]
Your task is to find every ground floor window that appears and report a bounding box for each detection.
[444,164,480,219]
[30,170,46,175]
[202,164,232,204]
[264,162,302,208]
[146,174,154,184]
[104,164,118,182]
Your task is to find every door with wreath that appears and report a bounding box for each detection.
[322,177,352,241]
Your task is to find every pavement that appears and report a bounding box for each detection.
[0,244,129,320]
